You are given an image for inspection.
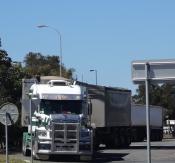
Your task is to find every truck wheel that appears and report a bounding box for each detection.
[159,132,163,141]
[119,129,126,148]
[24,149,30,156]
[124,132,131,147]
[22,141,30,156]
[105,135,115,149]
[93,131,100,151]
[113,130,120,148]
[155,132,162,141]
[150,132,156,141]
[22,147,30,156]
[93,137,99,151]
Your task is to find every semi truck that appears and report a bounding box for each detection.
[131,104,163,142]
[21,76,131,160]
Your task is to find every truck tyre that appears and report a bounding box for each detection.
[93,136,99,151]
[150,131,156,141]
[113,129,120,148]
[22,141,30,156]
[119,129,126,148]
[159,131,163,141]
[155,132,162,141]
[93,129,100,151]
[123,129,131,147]
[106,135,115,149]
[155,133,159,141]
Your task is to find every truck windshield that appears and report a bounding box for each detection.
[40,100,82,115]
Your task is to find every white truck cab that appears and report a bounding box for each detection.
[22,79,93,160]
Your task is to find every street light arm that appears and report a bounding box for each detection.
[37,25,62,36]
[37,24,62,77]
[90,69,98,85]
[37,25,48,28]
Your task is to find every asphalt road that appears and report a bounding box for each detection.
[9,138,175,163]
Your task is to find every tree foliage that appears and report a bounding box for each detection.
[0,50,24,106]
[0,50,25,149]
[0,50,75,149]
[24,52,74,78]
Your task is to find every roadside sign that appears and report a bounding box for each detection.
[0,103,19,125]
[132,59,175,84]
[0,103,19,163]
[131,59,175,163]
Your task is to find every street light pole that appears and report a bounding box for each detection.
[145,63,151,163]
[37,25,62,77]
[0,37,2,47]
[90,69,97,85]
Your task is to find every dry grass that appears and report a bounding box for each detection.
[0,154,26,163]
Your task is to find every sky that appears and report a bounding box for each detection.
[1,0,175,94]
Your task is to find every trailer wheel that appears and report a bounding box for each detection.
[150,132,156,141]
[119,129,126,148]
[159,131,163,141]
[155,132,162,141]
[113,130,120,148]
[106,135,115,149]
[123,129,131,147]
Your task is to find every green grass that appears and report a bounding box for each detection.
[0,154,26,163]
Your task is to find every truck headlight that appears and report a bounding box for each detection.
[38,143,51,150]
[37,131,47,137]
[81,131,90,137]
[80,128,91,142]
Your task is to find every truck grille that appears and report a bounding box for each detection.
[52,123,79,153]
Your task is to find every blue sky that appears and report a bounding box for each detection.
[1,1,175,94]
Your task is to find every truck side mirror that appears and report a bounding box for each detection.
[88,101,92,115]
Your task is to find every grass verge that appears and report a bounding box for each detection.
[0,154,26,163]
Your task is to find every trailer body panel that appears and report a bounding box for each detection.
[131,104,163,127]
[85,84,131,128]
